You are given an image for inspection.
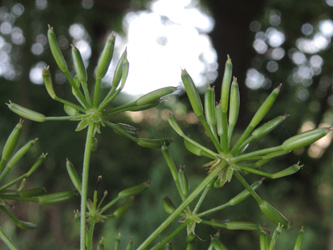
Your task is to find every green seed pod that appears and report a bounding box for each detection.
[66,159,82,194]
[178,166,189,197]
[136,138,171,148]
[271,163,303,179]
[96,32,116,80]
[118,181,151,198]
[114,233,121,250]
[26,153,47,176]
[42,66,57,99]
[7,101,46,122]
[47,25,68,72]
[181,69,203,117]
[228,78,240,139]
[259,200,289,228]
[6,139,38,169]
[1,120,23,164]
[168,116,185,136]
[228,179,263,206]
[37,191,76,205]
[215,103,223,138]
[162,196,176,214]
[249,84,281,128]
[128,100,160,112]
[293,227,304,250]
[259,230,271,250]
[64,104,80,116]
[19,187,46,197]
[119,54,129,90]
[0,205,37,230]
[113,197,133,218]
[221,56,232,113]
[184,138,216,159]
[161,145,178,181]
[252,115,288,139]
[112,49,127,89]
[125,236,133,250]
[209,220,260,230]
[269,224,283,250]
[204,87,216,128]
[71,45,87,83]
[211,237,227,250]
[136,87,177,106]
[97,237,105,250]
[282,127,331,151]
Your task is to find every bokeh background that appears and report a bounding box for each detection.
[0,0,333,249]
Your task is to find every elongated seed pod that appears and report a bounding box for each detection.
[47,25,68,72]
[204,87,216,128]
[252,115,288,139]
[6,139,38,169]
[0,206,37,230]
[64,104,79,116]
[271,163,303,179]
[260,230,271,250]
[221,56,232,113]
[136,87,177,106]
[37,191,76,205]
[293,227,304,250]
[208,220,260,230]
[168,116,185,136]
[282,127,331,151]
[161,145,178,181]
[178,166,189,197]
[1,120,23,163]
[250,84,281,128]
[119,55,129,90]
[259,200,289,228]
[162,196,176,214]
[228,78,240,140]
[18,187,47,197]
[181,69,203,117]
[127,101,160,112]
[112,49,127,89]
[66,159,82,194]
[7,102,46,122]
[42,67,57,99]
[113,197,133,218]
[97,237,105,250]
[215,103,223,139]
[118,181,151,198]
[26,153,47,176]
[184,138,216,159]
[269,224,283,250]
[71,45,87,83]
[96,32,116,80]
[228,179,263,206]
[136,138,171,148]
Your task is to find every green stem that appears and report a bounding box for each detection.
[193,182,212,213]
[64,71,89,109]
[80,123,95,250]
[0,226,19,250]
[198,115,223,153]
[87,220,96,250]
[137,160,227,250]
[55,97,86,113]
[81,81,92,106]
[233,171,262,204]
[150,220,191,250]
[197,203,231,217]
[44,114,89,121]
[93,78,102,107]
[101,196,122,213]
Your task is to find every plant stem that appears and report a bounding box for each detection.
[137,160,227,250]
[87,220,96,250]
[80,123,95,250]
[0,226,19,250]
[150,220,191,250]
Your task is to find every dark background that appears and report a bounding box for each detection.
[0,0,332,249]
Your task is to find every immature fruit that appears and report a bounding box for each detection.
[7,102,46,122]
[42,67,57,99]
[71,45,87,83]
[47,25,68,72]
[96,32,116,80]
[118,181,151,198]
[1,120,23,163]
[181,69,203,117]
